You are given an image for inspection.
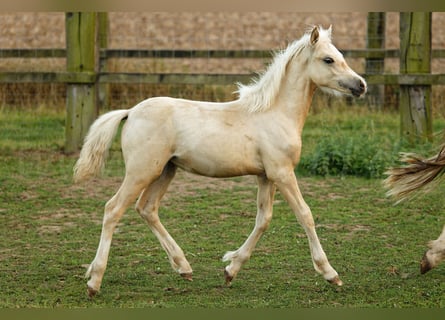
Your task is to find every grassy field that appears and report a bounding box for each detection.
[1,105,445,308]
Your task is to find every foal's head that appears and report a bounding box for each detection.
[304,25,367,98]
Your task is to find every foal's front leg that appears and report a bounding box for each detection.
[223,175,276,284]
[273,169,342,286]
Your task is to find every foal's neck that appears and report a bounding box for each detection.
[275,74,317,134]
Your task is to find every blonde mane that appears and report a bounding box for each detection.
[236,26,332,113]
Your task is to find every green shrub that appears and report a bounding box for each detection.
[299,134,400,178]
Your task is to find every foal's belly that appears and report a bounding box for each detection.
[171,150,264,178]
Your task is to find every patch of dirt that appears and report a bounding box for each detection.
[164,171,256,200]
[318,223,371,240]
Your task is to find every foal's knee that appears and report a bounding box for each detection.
[136,203,159,225]
[296,205,315,229]
[256,213,272,232]
[102,200,123,226]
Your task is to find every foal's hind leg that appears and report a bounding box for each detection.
[135,162,193,279]
[421,225,445,274]
[86,175,148,297]
[223,175,275,284]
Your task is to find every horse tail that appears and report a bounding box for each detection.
[73,109,130,183]
[384,145,445,202]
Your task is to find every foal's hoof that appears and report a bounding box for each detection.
[224,269,233,286]
[87,286,98,298]
[327,276,343,286]
[180,272,193,281]
[420,252,432,274]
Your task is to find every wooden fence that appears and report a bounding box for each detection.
[1,12,444,151]
[2,48,445,85]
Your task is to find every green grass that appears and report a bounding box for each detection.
[0,107,65,152]
[1,106,445,307]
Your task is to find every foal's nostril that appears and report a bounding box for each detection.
[339,79,366,97]
[356,79,366,95]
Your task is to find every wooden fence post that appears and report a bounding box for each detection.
[399,12,432,144]
[65,12,99,154]
[98,12,109,110]
[366,12,386,109]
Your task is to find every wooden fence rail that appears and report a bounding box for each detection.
[1,48,445,85]
[2,48,445,59]
[2,71,445,86]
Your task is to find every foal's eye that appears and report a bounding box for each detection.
[323,57,334,64]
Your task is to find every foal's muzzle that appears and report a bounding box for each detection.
[340,78,367,97]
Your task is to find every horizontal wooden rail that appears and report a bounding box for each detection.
[2,71,445,86]
[1,47,445,86]
[0,48,66,58]
[98,73,254,85]
[365,74,445,85]
[2,48,445,59]
[102,49,272,59]
[0,71,96,83]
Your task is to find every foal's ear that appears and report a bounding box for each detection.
[310,26,320,45]
[327,25,333,39]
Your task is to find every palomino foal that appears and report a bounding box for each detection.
[74,25,366,297]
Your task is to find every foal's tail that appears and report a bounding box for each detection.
[384,145,445,202]
[73,109,130,183]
